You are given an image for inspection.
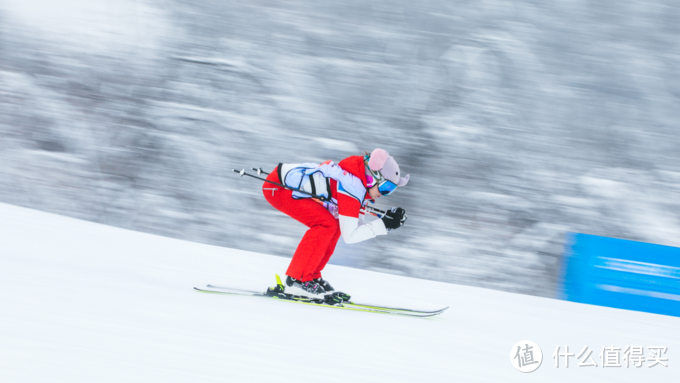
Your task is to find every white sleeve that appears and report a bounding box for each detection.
[339,215,388,244]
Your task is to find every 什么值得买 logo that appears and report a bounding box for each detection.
[510,341,669,371]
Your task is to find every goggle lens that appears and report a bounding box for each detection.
[378,180,398,196]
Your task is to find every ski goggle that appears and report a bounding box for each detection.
[377,179,398,196]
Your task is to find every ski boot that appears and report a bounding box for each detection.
[284,275,326,299]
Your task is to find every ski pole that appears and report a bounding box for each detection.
[233,168,391,218]
[232,169,330,202]
[363,205,391,219]
[251,167,268,176]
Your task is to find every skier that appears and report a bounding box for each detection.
[262,148,409,299]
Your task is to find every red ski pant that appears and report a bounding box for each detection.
[262,167,341,282]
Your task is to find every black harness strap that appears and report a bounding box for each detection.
[276,163,283,184]
[309,175,317,196]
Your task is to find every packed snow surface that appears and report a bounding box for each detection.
[0,202,677,382]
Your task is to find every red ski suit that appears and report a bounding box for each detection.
[262,156,385,281]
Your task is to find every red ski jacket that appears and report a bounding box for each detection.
[278,155,388,244]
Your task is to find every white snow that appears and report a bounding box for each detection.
[312,138,360,153]
[0,202,678,382]
[0,0,169,55]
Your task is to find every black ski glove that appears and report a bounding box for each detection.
[382,207,407,231]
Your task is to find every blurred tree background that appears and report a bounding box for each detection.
[1,0,679,296]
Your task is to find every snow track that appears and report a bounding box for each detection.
[0,202,677,382]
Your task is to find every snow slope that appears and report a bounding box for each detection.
[0,202,677,382]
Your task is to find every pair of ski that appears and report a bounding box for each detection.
[194,275,448,317]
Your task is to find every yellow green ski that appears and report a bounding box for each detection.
[195,274,448,317]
